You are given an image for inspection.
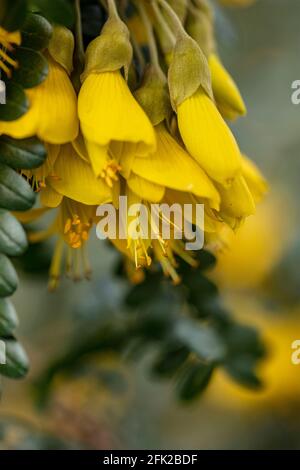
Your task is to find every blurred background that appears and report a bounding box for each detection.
[1,0,300,450]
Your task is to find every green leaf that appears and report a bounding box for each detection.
[17,241,51,273]
[186,275,218,308]
[125,272,164,307]
[0,163,36,211]
[13,47,48,89]
[224,323,265,358]
[0,336,29,379]
[225,356,263,389]
[21,13,53,50]
[0,210,28,256]
[0,136,47,170]
[30,0,75,28]
[177,363,214,401]
[0,0,27,32]
[0,82,28,122]
[174,319,226,362]
[0,299,19,336]
[152,343,189,378]
[0,254,18,297]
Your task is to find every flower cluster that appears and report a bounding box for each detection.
[0,0,267,288]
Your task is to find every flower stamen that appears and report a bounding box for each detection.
[100,160,122,188]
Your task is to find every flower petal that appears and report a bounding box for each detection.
[131,124,220,210]
[78,71,156,152]
[0,56,79,144]
[209,54,246,119]
[217,174,256,219]
[40,184,63,208]
[127,173,165,202]
[49,144,112,205]
[178,87,241,186]
[85,139,110,177]
[241,155,268,203]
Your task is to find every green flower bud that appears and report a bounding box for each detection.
[48,25,75,75]
[168,33,213,110]
[134,66,172,126]
[81,15,133,82]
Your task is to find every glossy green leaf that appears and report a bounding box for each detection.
[0,336,29,379]
[225,356,263,389]
[177,363,214,401]
[0,254,18,297]
[16,241,51,273]
[0,210,28,256]
[13,47,48,89]
[0,299,19,336]
[152,343,189,378]
[174,319,226,362]
[0,136,47,170]
[21,13,53,50]
[30,0,75,28]
[0,82,28,122]
[0,163,36,211]
[0,0,27,32]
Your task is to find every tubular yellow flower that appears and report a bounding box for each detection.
[46,143,112,205]
[164,189,224,234]
[177,86,242,187]
[216,174,256,229]
[0,55,79,144]
[241,155,269,203]
[209,53,246,120]
[78,70,156,179]
[128,123,221,210]
[0,27,21,77]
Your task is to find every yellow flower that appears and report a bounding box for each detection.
[45,143,112,206]
[177,86,242,186]
[241,155,269,203]
[57,198,95,250]
[78,70,156,180]
[18,197,97,289]
[0,55,79,144]
[216,175,256,229]
[49,198,96,289]
[127,123,220,210]
[209,53,246,120]
[0,27,21,77]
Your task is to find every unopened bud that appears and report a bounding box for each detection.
[134,66,172,126]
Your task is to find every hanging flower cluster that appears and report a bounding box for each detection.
[0,0,267,288]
